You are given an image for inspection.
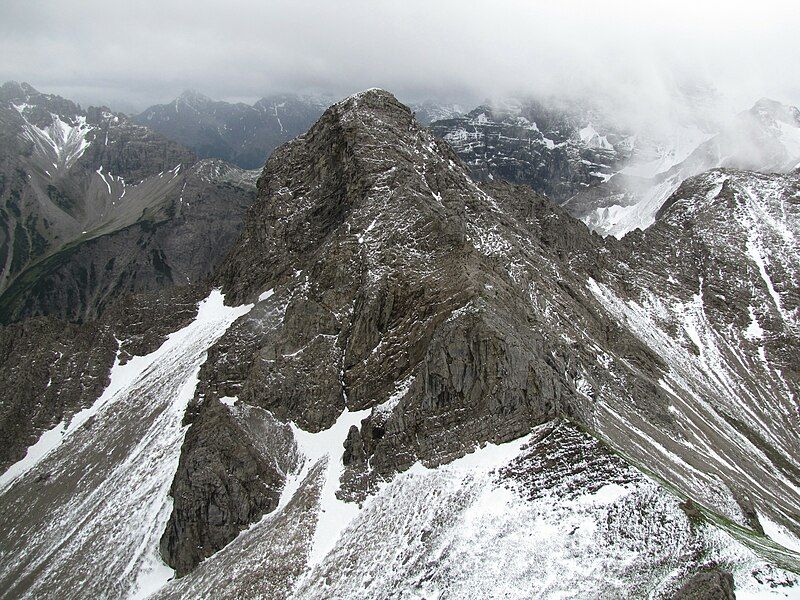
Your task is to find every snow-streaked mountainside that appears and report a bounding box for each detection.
[428,99,635,203]
[430,93,800,240]
[563,98,800,238]
[1,89,799,599]
[0,82,260,323]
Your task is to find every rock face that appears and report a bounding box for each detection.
[672,568,736,600]
[135,90,330,169]
[0,83,259,323]
[160,400,297,576]
[0,316,116,470]
[197,91,616,489]
[429,101,629,202]
[0,89,799,599]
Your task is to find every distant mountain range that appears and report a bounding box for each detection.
[565,97,800,236]
[0,82,258,322]
[428,94,800,238]
[135,91,333,169]
[135,91,464,170]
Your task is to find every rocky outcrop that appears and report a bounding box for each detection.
[163,89,661,553]
[672,568,736,600]
[160,399,297,576]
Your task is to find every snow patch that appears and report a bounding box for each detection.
[15,108,93,172]
[760,513,800,554]
[289,407,371,566]
[374,374,415,416]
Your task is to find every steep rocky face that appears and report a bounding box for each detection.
[200,90,620,472]
[0,317,117,471]
[671,568,736,600]
[0,89,799,599]
[0,83,260,324]
[429,101,630,202]
[135,91,329,169]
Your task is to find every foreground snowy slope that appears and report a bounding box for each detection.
[0,89,798,599]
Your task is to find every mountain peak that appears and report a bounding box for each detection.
[748,97,800,124]
[0,81,40,102]
[176,89,213,106]
[333,88,408,118]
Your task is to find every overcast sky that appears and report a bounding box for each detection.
[1,0,799,115]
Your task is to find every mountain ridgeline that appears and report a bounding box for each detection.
[0,89,798,599]
[0,82,259,323]
[134,91,331,170]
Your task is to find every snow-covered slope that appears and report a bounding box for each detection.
[0,291,252,599]
[13,104,93,174]
[1,89,799,599]
[567,98,800,237]
[156,422,798,599]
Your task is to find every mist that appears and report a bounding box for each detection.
[1,0,798,120]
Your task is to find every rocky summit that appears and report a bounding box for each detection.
[0,89,798,599]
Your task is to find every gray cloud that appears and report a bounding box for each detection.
[1,0,798,115]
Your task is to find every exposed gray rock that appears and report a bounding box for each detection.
[160,399,297,576]
[1,88,799,598]
[671,568,736,600]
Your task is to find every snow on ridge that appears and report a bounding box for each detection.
[578,124,613,150]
